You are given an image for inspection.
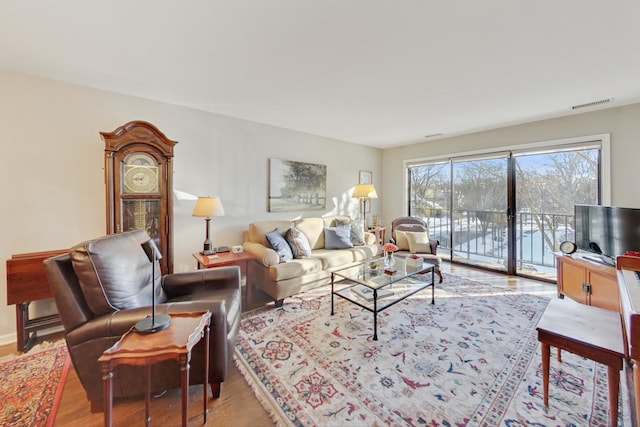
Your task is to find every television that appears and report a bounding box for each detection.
[574,204,640,265]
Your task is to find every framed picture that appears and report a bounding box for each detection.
[269,159,327,212]
[359,170,372,184]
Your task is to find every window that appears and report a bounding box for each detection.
[406,135,607,280]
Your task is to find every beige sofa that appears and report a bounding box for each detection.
[243,216,380,306]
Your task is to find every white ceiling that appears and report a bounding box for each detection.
[2,1,640,148]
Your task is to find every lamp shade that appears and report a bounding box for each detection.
[192,196,225,218]
[352,184,378,199]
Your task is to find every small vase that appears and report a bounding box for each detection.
[384,251,395,268]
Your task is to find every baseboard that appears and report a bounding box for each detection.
[0,332,17,347]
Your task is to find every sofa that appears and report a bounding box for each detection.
[390,216,444,283]
[243,215,381,306]
[43,229,241,411]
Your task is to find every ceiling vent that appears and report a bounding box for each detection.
[571,98,614,110]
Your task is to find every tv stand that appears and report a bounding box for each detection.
[555,254,619,312]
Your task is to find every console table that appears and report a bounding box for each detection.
[6,249,67,351]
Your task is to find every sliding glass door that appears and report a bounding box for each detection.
[408,142,602,279]
[451,155,508,271]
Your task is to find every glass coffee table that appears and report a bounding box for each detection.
[331,256,435,340]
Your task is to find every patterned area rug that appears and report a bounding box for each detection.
[235,274,630,426]
[0,341,70,427]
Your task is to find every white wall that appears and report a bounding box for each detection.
[382,103,640,229]
[0,69,383,344]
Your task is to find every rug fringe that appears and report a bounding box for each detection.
[233,349,292,427]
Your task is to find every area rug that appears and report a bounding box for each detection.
[0,341,70,427]
[235,274,630,426]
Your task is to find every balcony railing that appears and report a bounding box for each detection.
[424,209,574,279]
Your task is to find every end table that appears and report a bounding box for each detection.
[193,251,256,308]
[98,311,212,427]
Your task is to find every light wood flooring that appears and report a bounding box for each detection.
[0,263,556,427]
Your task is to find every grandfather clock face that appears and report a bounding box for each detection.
[119,152,163,245]
[123,153,160,194]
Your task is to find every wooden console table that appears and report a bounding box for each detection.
[6,249,67,351]
[99,311,212,427]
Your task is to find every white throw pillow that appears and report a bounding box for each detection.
[405,231,431,254]
[395,230,410,251]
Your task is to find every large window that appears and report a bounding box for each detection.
[407,137,606,280]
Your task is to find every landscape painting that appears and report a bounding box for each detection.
[269,159,326,212]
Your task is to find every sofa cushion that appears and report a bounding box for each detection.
[285,226,312,258]
[249,221,295,246]
[325,225,354,249]
[70,229,167,317]
[405,231,432,254]
[266,228,294,262]
[311,249,356,269]
[294,217,326,250]
[269,258,324,282]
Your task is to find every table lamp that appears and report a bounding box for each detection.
[352,184,378,231]
[134,238,171,333]
[192,196,225,255]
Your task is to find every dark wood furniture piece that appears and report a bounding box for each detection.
[101,120,178,274]
[555,253,619,312]
[616,254,640,427]
[536,298,624,427]
[99,311,211,427]
[6,249,67,351]
[193,251,257,309]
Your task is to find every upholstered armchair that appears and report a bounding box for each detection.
[43,230,241,412]
[390,216,444,283]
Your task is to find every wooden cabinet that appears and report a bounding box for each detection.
[556,254,619,312]
[101,121,178,274]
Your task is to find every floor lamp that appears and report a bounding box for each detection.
[134,238,171,333]
[192,196,225,255]
[352,184,378,231]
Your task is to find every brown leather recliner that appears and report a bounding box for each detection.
[43,229,241,412]
[390,216,444,283]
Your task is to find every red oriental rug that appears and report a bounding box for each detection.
[0,342,70,427]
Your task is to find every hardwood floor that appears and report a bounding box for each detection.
[0,262,556,427]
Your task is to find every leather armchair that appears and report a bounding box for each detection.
[390,216,444,283]
[43,230,241,412]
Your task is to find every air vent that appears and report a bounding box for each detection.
[571,98,614,110]
[423,133,443,139]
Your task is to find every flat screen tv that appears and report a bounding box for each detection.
[574,204,640,265]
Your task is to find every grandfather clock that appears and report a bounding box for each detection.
[101,121,178,274]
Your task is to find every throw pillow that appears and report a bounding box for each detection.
[285,226,312,258]
[335,218,365,246]
[405,231,431,254]
[266,228,294,262]
[324,225,354,249]
[394,230,410,251]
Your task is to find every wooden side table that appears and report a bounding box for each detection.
[193,251,256,308]
[536,299,624,427]
[368,226,386,245]
[98,311,212,427]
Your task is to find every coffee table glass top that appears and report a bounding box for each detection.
[332,256,433,289]
[332,256,435,310]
